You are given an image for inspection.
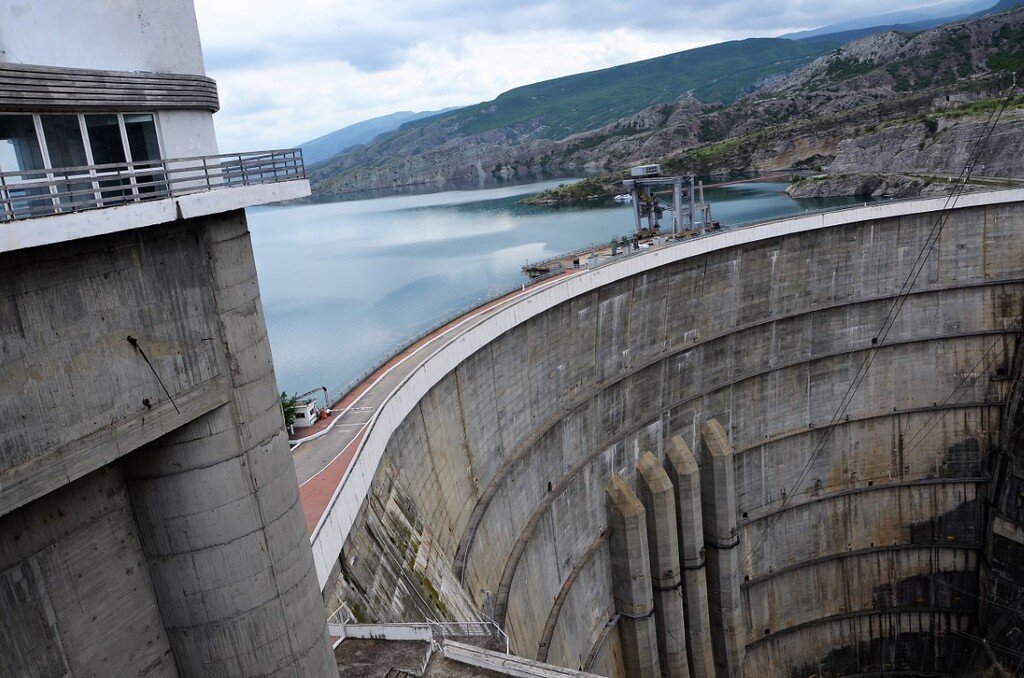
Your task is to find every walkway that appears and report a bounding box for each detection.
[293,271,578,533]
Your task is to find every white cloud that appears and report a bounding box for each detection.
[192,0,973,151]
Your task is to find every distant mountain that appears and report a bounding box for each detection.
[300,108,457,166]
[978,0,1024,15]
[782,0,993,40]
[309,38,837,197]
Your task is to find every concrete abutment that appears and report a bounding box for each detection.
[1,211,334,676]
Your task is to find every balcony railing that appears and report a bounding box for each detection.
[0,148,305,222]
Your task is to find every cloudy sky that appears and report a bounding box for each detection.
[193,0,973,152]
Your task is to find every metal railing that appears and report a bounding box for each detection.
[0,148,305,222]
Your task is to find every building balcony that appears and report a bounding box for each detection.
[0,148,310,252]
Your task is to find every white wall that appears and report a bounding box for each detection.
[0,0,205,75]
[158,110,219,158]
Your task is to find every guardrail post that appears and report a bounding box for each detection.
[0,171,10,221]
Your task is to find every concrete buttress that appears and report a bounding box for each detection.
[122,213,335,677]
[665,436,716,678]
[607,474,662,678]
[637,452,691,678]
[699,419,745,677]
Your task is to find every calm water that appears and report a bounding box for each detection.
[248,180,864,398]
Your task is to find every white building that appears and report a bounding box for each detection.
[0,0,307,251]
[0,2,335,676]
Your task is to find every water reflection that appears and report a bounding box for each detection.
[248,179,865,397]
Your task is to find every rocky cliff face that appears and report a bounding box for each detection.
[313,7,1024,199]
[788,107,1024,198]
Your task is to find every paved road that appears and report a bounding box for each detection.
[293,271,577,533]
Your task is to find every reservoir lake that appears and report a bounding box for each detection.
[248,179,865,399]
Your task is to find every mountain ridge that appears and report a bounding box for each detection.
[300,108,458,166]
[309,3,1024,199]
[308,37,838,197]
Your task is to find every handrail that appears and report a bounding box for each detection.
[0,148,306,222]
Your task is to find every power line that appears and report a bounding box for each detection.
[731,83,1019,581]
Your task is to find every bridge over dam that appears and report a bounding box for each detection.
[307,189,1024,677]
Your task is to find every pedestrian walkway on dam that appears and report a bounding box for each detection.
[293,271,579,533]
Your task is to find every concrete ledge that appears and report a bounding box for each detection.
[441,639,603,677]
[0,179,311,253]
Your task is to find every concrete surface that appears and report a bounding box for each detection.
[607,474,660,678]
[320,192,1024,676]
[0,0,207,75]
[0,210,333,676]
[636,453,689,678]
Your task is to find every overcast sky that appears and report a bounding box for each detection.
[193,0,967,152]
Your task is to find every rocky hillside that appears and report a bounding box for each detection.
[308,38,837,198]
[524,6,1024,204]
[310,6,1024,200]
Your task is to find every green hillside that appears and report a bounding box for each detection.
[431,38,837,140]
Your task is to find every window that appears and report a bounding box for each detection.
[0,114,44,175]
[40,115,87,168]
[0,114,49,215]
[40,115,91,208]
[123,114,164,194]
[0,112,165,218]
[123,114,159,162]
[84,114,127,165]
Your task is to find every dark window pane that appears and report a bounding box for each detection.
[123,114,160,162]
[85,114,126,165]
[41,115,92,210]
[0,114,49,218]
[123,113,165,196]
[41,115,87,168]
[0,114,44,175]
[84,115,130,204]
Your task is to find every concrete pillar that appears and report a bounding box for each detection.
[630,183,642,234]
[665,436,716,678]
[673,179,683,237]
[699,419,745,677]
[637,452,690,678]
[122,212,335,677]
[689,175,698,233]
[607,474,662,678]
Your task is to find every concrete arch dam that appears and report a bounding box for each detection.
[320,190,1024,677]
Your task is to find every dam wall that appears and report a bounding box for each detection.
[0,211,334,676]
[318,190,1024,676]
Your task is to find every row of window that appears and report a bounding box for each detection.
[0,113,166,218]
[0,112,162,178]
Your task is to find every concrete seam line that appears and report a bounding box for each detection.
[742,542,980,588]
[450,291,1023,576]
[536,531,609,663]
